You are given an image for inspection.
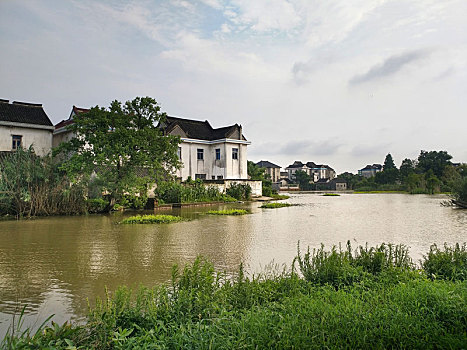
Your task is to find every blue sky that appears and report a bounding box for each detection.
[1,0,466,172]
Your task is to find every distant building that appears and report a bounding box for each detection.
[285,160,336,182]
[159,116,250,181]
[256,160,281,182]
[53,105,89,148]
[0,99,54,156]
[358,164,382,178]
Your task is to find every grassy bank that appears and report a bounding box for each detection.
[120,214,184,224]
[206,209,248,215]
[3,243,466,349]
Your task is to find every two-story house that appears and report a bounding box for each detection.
[256,160,281,182]
[159,116,250,181]
[0,99,54,156]
[358,164,383,178]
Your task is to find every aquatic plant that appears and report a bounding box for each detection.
[260,202,292,209]
[322,193,340,196]
[120,214,184,224]
[206,209,248,215]
[270,194,290,200]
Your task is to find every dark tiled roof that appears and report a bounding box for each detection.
[286,161,305,168]
[306,162,317,168]
[360,164,382,171]
[0,100,53,127]
[162,116,245,141]
[256,160,280,168]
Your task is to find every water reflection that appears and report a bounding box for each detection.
[0,194,466,338]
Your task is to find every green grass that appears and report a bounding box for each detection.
[120,214,184,224]
[260,202,292,208]
[322,193,340,196]
[206,209,248,215]
[3,243,467,349]
[354,190,407,194]
[270,194,290,200]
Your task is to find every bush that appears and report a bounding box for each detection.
[155,180,231,204]
[422,243,467,280]
[86,198,109,213]
[226,183,251,201]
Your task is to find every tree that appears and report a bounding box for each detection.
[399,158,415,180]
[383,153,396,171]
[294,170,312,190]
[247,161,273,196]
[416,150,452,178]
[56,97,180,210]
[337,172,361,190]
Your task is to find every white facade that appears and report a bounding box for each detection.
[177,139,249,181]
[0,122,53,156]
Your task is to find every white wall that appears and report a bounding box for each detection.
[176,139,249,181]
[0,125,52,156]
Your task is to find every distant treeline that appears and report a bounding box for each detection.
[338,151,467,196]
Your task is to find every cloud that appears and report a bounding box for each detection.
[350,143,392,157]
[252,139,343,157]
[349,49,432,85]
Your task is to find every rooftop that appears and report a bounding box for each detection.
[256,160,280,168]
[0,99,53,127]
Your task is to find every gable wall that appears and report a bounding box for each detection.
[0,125,52,156]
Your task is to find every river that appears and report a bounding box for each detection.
[0,193,466,338]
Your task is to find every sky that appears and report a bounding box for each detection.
[1,0,466,173]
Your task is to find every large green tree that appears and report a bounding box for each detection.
[416,150,452,178]
[56,97,181,209]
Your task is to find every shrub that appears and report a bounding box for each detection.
[86,198,109,213]
[422,243,467,280]
[226,183,251,201]
[154,180,229,204]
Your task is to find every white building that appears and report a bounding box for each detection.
[53,105,89,148]
[160,116,250,181]
[0,99,54,156]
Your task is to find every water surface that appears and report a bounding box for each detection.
[0,193,466,337]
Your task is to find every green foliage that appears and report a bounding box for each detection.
[322,193,340,196]
[422,243,467,280]
[154,180,233,204]
[86,198,109,213]
[294,170,312,190]
[5,246,467,349]
[270,194,290,200]
[247,161,274,196]
[120,214,184,224]
[206,209,248,215]
[55,96,181,211]
[451,176,467,203]
[337,172,362,190]
[260,202,292,208]
[417,150,452,178]
[294,241,414,288]
[383,153,396,170]
[226,183,251,201]
[0,147,86,217]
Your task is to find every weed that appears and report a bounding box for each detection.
[120,214,184,224]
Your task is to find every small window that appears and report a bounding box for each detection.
[12,135,22,150]
[197,149,204,160]
[177,147,181,159]
[195,174,206,180]
[232,148,238,160]
[217,175,223,180]
[215,148,221,160]
[212,176,216,180]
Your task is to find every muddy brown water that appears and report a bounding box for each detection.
[1,193,466,338]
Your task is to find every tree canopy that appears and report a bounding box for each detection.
[416,150,452,178]
[56,96,181,208]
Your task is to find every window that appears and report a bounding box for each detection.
[217,175,223,180]
[177,147,181,159]
[212,176,216,180]
[197,149,204,160]
[195,174,206,180]
[232,148,238,160]
[215,148,221,160]
[12,135,22,150]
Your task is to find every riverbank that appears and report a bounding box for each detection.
[3,243,466,349]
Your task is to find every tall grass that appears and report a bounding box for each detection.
[2,243,466,349]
